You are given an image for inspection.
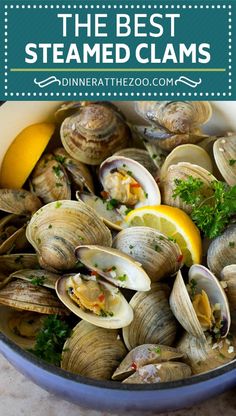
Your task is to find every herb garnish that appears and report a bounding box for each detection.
[229,241,235,248]
[125,208,132,215]
[54,155,66,165]
[154,244,162,252]
[28,315,71,366]
[155,346,161,354]
[55,201,62,209]
[117,274,127,282]
[229,159,236,166]
[52,165,63,178]
[100,310,114,317]
[106,199,119,210]
[188,279,197,298]
[56,182,63,187]
[29,275,46,286]
[173,177,236,238]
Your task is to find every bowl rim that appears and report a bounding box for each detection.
[1,331,236,391]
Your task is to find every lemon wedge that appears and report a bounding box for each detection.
[125,205,202,266]
[0,123,55,189]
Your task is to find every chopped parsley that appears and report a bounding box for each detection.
[188,279,197,299]
[28,315,71,366]
[106,199,119,210]
[29,275,46,286]
[152,154,157,159]
[125,208,132,215]
[229,241,235,248]
[52,165,63,178]
[168,236,177,243]
[54,155,66,165]
[155,346,161,354]
[56,182,63,187]
[129,245,134,249]
[48,224,53,229]
[154,244,162,252]
[229,159,236,166]
[55,201,62,209]
[117,274,127,282]
[14,255,24,264]
[127,170,133,177]
[100,310,114,317]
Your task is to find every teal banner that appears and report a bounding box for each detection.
[0,0,235,100]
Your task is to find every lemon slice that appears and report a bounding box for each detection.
[125,205,202,266]
[0,123,55,189]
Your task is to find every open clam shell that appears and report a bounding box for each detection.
[213,136,236,186]
[160,144,213,179]
[0,306,46,350]
[122,284,177,351]
[0,189,41,215]
[177,332,236,375]
[99,156,161,208]
[112,344,186,381]
[60,103,130,165]
[135,101,212,134]
[114,148,159,179]
[122,362,191,384]
[31,154,71,203]
[61,320,127,380]
[56,275,133,329]
[53,148,94,193]
[161,162,216,214]
[26,200,112,271]
[0,279,68,315]
[207,225,236,277]
[170,266,230,340]
[75,245,151,291]
[113,227,182,282]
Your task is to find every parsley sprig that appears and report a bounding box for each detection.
[173,176,236,238]
[29,315,71,366]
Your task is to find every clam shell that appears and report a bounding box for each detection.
[134,125,207,152]
[135,101,212,133]
[113,227,182,282]
[112,344,185,381]
[114,148,159,178]
[213,136,236,186]
[31,154,71,203]
[61,320,127,380]
[75,245,151,291]
[0,225,27,255]
[221,265,236,312]
[122,284,177,351]
[160,144,213,179]
[26,200,112,271]
[53,148,94,193]
[56,275,133,329]
[207,225,236,277]
[122,362,191,384]
[161,162,216,214]
[99,156,161,208]
[0,306,46,349]
[177,332,236,375]
[0,253,38,274]
[170,270,205,341]
[10,269,59,290]
[76,192,123,231]
[60,103,130,165]
[0,189,41,215]
[0,279,67,314]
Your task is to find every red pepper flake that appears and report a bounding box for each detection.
[131,362,137,370]
[177,254,184,263]
[101,191,109,199]
[130,183,141,188]
[98,293,105,302]
[91,270,99,277]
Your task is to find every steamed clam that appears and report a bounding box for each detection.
[207,226,236,277]
[114,148,159,179]
[61,320,127,380]
[122,284,177,350]
[177,332,236,375]
[112,344,186,381]
[60,102,130,165]
[122,362,191,384]
[170,266,231,341]
[213,136,236,186]
[113,227,183,282]
[26,200,112,271]
[135,101,212,134]
[78,155,161,230]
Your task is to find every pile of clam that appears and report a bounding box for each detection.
[0,100,236,384]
